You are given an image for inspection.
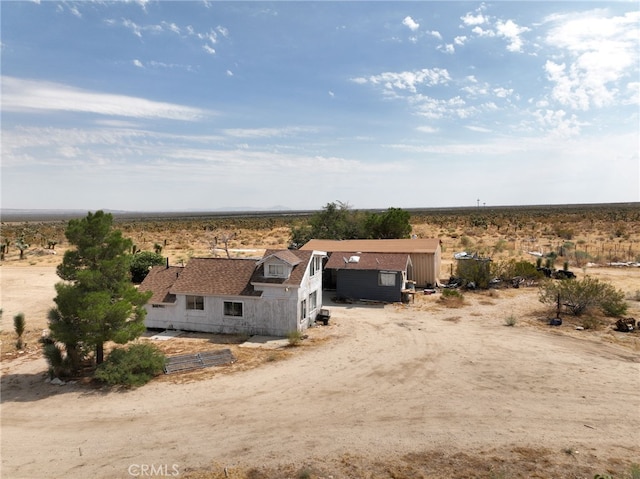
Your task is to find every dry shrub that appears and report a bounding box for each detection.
[438,289,465,308]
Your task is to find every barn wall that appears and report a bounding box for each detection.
[336,269,403,302]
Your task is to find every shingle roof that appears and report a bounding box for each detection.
[252,249,313,286]
[139,265,183,303]
[325,252,411,271]
[256,249,302,266]
[171,258,262,297]
[300,238,440,254]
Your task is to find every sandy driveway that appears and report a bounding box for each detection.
[1,266,639,478]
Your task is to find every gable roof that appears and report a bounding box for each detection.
[325,252,411,271]
[253,249,313,286]
[139,265,183,303]
[256,249,302,267]
[171,258,262,297]
[300,238,440,254]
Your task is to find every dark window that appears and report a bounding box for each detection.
[186,295,204,310]
[224,301,243,317]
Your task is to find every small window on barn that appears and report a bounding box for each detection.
[268,263,285,277]
[378,271,396,287]
[224,301,243,317]
[186,295,204,310]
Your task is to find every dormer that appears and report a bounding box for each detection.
[256,250,302,280]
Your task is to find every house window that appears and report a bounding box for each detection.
[300,299,307,321]
[186,295,204,310]
[268,263,284,276]
[378,271,396,287]
[224,301,243,317]
[309,290,317,312]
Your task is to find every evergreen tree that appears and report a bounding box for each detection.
[47,211,151,369]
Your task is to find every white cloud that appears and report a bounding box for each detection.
[416,126,438,133]
[429,31,442,40]
[222,126,316,139]
[454,36,467,46]
[461,12,487,26]
[471,26,495,37]
[402,16,420,31]
[437,44,455,54]
[226,70,234,76]
[352,68,451,93]
[495,19,530,52]
[534,108,583,137]
[543,10,640,110]
[466,125,492,133]
[133,59,144,68]
[1,76,208,121]
[203,44,216,55]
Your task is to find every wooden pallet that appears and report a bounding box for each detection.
[164,349,236,374]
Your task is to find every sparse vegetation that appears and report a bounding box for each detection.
[287,330,303,346]
[504,315,517,327]
[539,276,628,317]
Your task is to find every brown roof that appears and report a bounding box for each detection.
[253,249,313,286]
[139,265,183,303]
[300,238,440,254]
[257,249,302,266]
[171,258,262,297]
[325,252,411,271]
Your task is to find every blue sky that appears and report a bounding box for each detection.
[2,1,638,211]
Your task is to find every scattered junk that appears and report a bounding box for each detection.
[536,267,576,280]
[163,349,236,374]
[454,251,476,260]
[615,317,636,333]
[549,318,563,326]
[315,308,331,326]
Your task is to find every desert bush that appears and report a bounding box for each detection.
[538,276,628,317]
[504,315,517,327]
[493,259,543,282]
[287,330,303,346]
[94,343,166,387]
[439,288,465,307]
[456,258,491,289]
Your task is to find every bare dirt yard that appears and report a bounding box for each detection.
[1,260,639,478]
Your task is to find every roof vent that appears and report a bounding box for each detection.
[348,255,360,263]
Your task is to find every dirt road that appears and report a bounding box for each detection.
[2,266,639,478]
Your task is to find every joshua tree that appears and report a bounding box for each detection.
[14,313,26,349]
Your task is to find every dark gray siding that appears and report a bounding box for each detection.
[336,269,402,302]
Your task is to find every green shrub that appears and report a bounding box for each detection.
[287,330,303,347]
[539,276,628,317]
[504,315,517,327]
[94,343,166,387]
[130,251,166,283]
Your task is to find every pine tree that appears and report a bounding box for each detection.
[47,211,151,370]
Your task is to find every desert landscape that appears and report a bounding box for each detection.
[1,204,639,478]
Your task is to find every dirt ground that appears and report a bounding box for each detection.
[1,259,639,478]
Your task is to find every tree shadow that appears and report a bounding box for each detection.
[0,370,132,403]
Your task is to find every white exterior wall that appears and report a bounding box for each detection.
[296,254,324,331]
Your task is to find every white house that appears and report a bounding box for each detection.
[139,249,326,337]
